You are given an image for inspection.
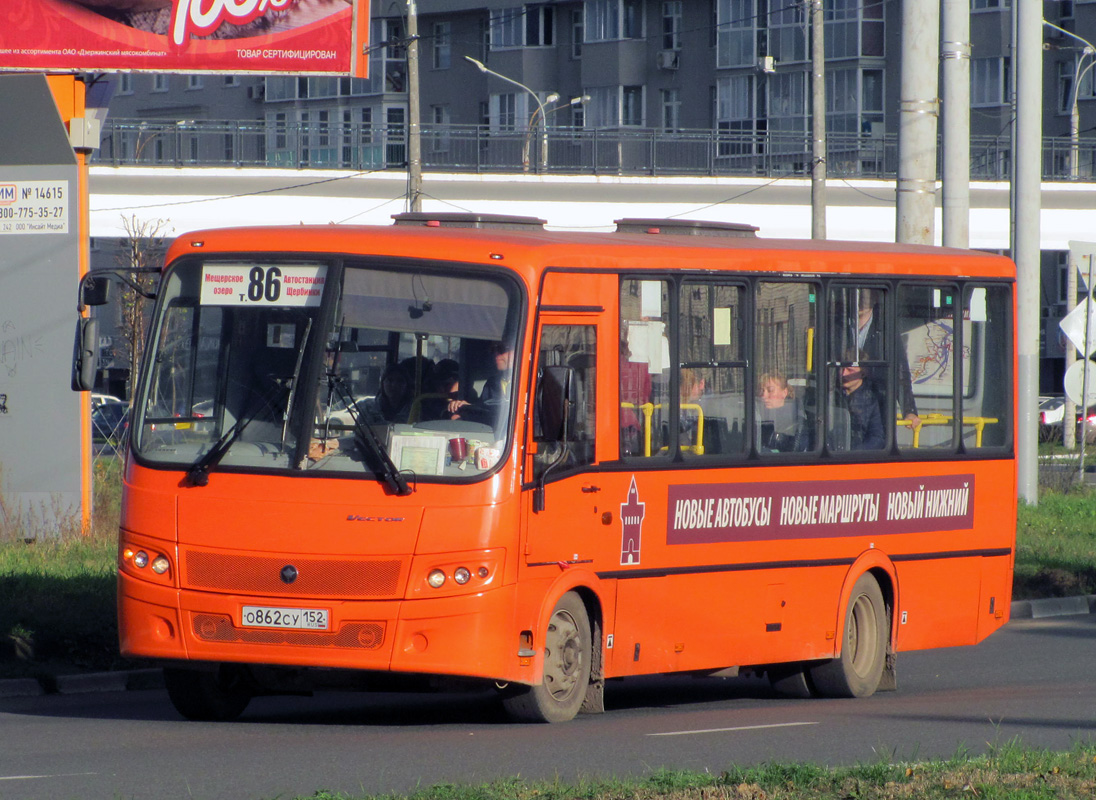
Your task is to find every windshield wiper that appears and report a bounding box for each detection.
[327,373,412,496]
[186,384,288,487]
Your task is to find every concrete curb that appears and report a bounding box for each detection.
[1007,594,1096,619]
[0,668,163,700]
[1,597,1094,700]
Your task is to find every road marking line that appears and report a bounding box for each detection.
[0,773,97,781]
[647,721,819,737]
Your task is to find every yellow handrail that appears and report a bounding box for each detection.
[897,413,998,447]
[621,402,704,456]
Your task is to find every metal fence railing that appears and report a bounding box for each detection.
[92,119,1096,183]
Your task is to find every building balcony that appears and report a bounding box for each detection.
[92,119,1096,183]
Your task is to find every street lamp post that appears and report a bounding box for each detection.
[465,56,555,172]
[1046,21,1096,180]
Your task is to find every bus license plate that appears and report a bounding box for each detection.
[241,606,329,630]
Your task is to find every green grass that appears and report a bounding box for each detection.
[1015,486,1096,599]
[0,458,128,678]
[288,741,1096,799]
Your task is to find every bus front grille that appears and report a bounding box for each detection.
[192,614,386,649]
[183,550,404,598]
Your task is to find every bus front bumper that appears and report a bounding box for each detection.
[118,573,533,683]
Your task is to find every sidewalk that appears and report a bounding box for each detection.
[2,596,1093,701]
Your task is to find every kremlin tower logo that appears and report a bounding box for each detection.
[620,476,645,565]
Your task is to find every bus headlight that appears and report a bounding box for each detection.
[133,550,149,569]
[427,569,447,588]
[151,555,171,575]
[453,567,471,585]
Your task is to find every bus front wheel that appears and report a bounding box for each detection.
[809,573,887,698]
[502,592,591,723]
[164,665,252,721]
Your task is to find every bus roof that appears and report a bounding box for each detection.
[165,221,1016,282]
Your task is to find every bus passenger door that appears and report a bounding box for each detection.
[524,316,608,567]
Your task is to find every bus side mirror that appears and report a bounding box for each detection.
[80,276,111,308]
[71,317,99,392]
[536,366,573,443]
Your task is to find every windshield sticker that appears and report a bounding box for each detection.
[667,474,975,545]
[200,264,327,307]
[620,476,645,565]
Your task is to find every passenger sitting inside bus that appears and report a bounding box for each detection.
[834,350,884,451]
[368,365,413,423]
[757,371,808,452]
[419,369,476,421]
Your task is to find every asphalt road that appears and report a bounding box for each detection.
[1,614,1094,800]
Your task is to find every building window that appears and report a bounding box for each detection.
[972,56,1009,107]
[585,0,643,42]
[769,1,807,63]
[527,5,554,45]
[622,86,643,126]
[717,74,757,154]
[661,1,681,50]
[972,0,1010,9]
[152,74,169,92]
[490,7,523,49]
[431,105,451,152]
[767,71,806,134]
[491,92,520,131]
[432,21,451,68]
[571,8,583,58]
[660,88,680,131]
[223,75,239,87]
[586,86,617,127]
[186,75,203,90]
[117,74,133,95]
[716,0,755,69]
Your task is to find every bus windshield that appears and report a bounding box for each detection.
[133,259,521,483]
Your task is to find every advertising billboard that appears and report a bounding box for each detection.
[0,0,369,76]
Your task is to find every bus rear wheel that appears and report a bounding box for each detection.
[502,592,591,723]
[809,573,887,698]
[164,665,252,721]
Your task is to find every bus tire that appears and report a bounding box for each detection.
[164,665,252,721]
[809,573,887,698]
[502,592,591,723]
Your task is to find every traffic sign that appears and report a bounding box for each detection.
[1058,300,1096,358]
[1064,359,1096,408]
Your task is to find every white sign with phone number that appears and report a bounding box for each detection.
[200,264,327,307]
[0,180,69,235]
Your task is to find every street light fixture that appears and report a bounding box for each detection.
[465,55,556,172]
[1046,20,1096,180]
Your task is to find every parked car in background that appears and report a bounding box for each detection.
[91,392,122,408]
[1038,395,1096,443]
[1039,396,1065,441]
[91,401,128,444]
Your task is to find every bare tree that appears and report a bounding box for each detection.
[113,215,171,397]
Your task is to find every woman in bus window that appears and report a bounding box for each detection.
[757,371,808,452]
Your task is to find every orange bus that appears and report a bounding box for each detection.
[82,214,1015,723]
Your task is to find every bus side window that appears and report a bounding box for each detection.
[620,278,670,459]
[678,281,746,459]
[961,285,1011,450]
[533,324,597,478]
[755,281,818,455]
[897,284,957,451]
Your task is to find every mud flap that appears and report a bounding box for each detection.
[580,615,605,714]
[878,650,897,692]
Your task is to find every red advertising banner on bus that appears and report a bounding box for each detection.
[0,0,369,76]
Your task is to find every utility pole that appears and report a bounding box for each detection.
[810,0,826,240]
[406,0,422,212]
[1014,0,1042,504]
[896,0,940,245]
[940,0,970,249]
